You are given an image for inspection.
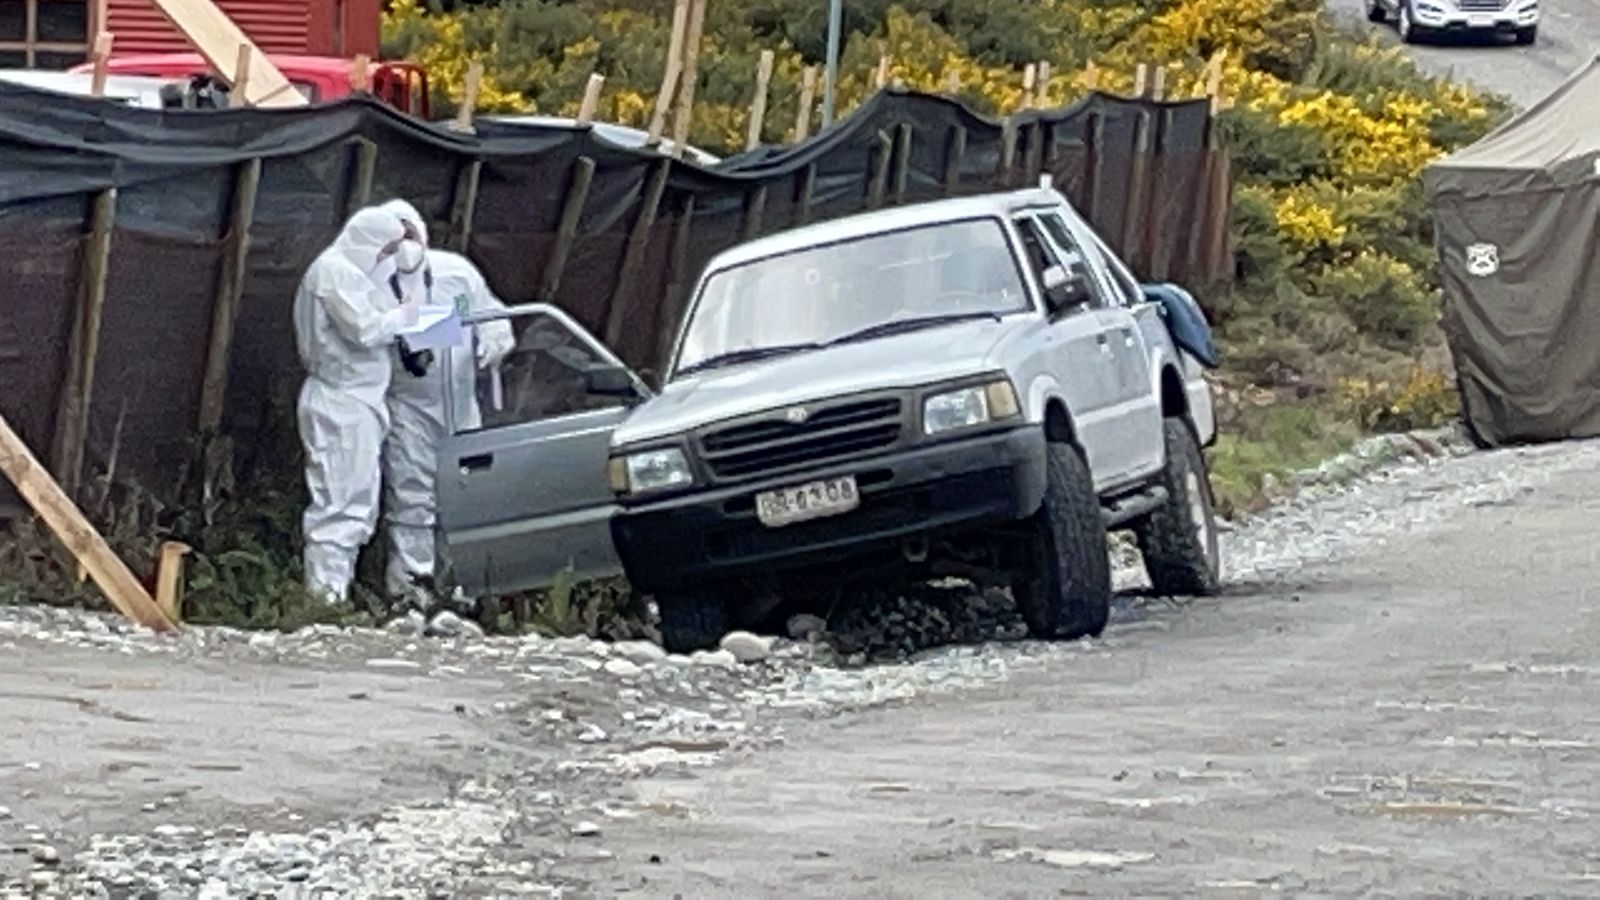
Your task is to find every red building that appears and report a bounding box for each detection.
[0,0,382,70]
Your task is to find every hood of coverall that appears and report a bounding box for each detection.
[334,207,407,275]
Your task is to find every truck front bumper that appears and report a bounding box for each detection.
[613,426,1047,593]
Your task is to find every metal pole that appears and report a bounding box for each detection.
[822,0,842,127]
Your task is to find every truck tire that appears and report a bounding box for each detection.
[1515,25,1537,45]
[1013,441,1112,640]
[656,588,730,654]
[1134,419,1222,597]
[1366,0,1386,23]
[1397,2,1423,43]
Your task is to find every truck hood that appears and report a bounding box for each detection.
[615,320,1018,446]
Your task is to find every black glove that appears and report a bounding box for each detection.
[398,337,434,378]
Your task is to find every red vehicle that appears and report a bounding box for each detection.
[71,53,430,117]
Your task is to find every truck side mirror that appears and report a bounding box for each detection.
[1041,264,1090,312]
[584,364,639,401]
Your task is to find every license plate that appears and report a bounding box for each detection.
[755,476,860,528]
[1468,14,1493,26]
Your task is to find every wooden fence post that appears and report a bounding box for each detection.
[606,159,672,346]
[1133,63,1150,98]
[1037,61,1052,107]
[232,45,252,105]
[576,73,605,124]
[866,131,893,209]
[154,540,191,622]
[942,125,967,193]
[875,55,891,90]
[49,188,116,497]
[794,66,818,142]
[450,159,483,254]
[1079,61,1100,92]
[741,186,768,242]
[0,412,175,632]
[746,50,774,151]
[197,158,263,434]
[1151,64,1168,102]
[89,32,113,96]
[539,156,596,301]
[891,123,912,203]
[1021,63,1038,110]
[649,0,692,144]
[451,61,482,133]
[796,163,817,225]
[670,0,709,157]
[344,138,378,219]
[350,53,372,93]
[655,196,698,371]
[997,118,1019,185]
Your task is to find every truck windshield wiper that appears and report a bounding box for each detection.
[674,342,824,377]
[827,311,1003,347]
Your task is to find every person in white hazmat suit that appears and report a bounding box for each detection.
[294,207,424,604]
[377,199,516,610]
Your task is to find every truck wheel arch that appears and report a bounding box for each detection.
[1044,398,1078,448]
[1159,365,1189,421]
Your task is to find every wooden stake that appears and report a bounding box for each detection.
[154,541,191,622]
[50,188,116,498]
[795,163,816,224]
[89,32,113,96]
[945,69,961,95]
[655,195,698,373]
[891,123,912,203]
[1133,63,1150,98]
[942,125,967,192]
[1205,53,1225,115]
[539,156,596,301]
[344,138,378,219]
[1037,61,1052,107]
[866,131,893,209]
[1151,64,1167,102]
[741,185,767,241]
[576,73,605,124]
[452,61,482,133]
[0,412,174,633]
[606,159,672,346]
[450,160,483,254]
[232,44,252,105]
[350,53,372,93]
[794,66,818,141]
[649,0,692,144]
[670,0,709,157]
[1021,63,1038,109]
[875,55,891,90]
[746,50,775,151]
[1080,61,1100,92]
[198,159,262,434]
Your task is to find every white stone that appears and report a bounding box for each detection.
[718,631,773,664]
[603,658,643,679]
[690,649,739,670]
[613,640,668,665]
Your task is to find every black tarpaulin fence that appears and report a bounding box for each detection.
[0,83,1232,510]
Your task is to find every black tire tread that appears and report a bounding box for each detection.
[1015,441,1112,640]
[1135,419,1221,597]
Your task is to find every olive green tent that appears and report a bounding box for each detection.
[1425,54,1600,446]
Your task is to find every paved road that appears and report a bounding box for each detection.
[593,452,1600,896]
[1326,0,1599,106]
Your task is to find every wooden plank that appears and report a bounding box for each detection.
[741,186,768,242]
[231,44,251,104]
[945,70,961,95]
[1145,105,1175,281]
[746,50,775,151]
[450,159,483,254]
[1021,63,1038,109]
[605,159,672,347]
[796,163,817,225]
[1133,63,1150,98]
[794,66,818,142]
[154,541,192,622]
[942,125,967,193]
[1205,53,1225,115]
[50,188,116,499]
[451,61,482,134]
[577,73,605,124]
[539,156,596,301]
[1183,119,1217,284]
[875,55,891,90]
[1025,122,1046,183]
[997,118,1019,185]
[866,131,893,209]
[649,0,692,143]
[197,158,262,434]
[1037,61,1052,107]
[345,138,378,219]
[89,32,113,96]
[1120,105,1155,272]
[655,196,698,372]
[1151,64,1167,102]
[0,412,175,632]
[1081,111,1103,224]
[891,123,912,203]
[146,0,304,107]
[670,0,709,157]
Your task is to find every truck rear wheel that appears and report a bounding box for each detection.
[1515,25,1537,45]
[1013,441,1112,640]
[655,588,730,654]
[1134,419,1221,597]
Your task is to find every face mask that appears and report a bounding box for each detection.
[395,239,426,275]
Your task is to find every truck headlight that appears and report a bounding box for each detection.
[609,448,693,494]
[922,379,1021,436]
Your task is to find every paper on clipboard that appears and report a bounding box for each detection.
[397,304,466,352]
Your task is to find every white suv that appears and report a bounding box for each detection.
[1368,0,1540,45]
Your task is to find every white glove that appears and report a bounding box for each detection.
[396,297,421,328]
[475,324,515,370]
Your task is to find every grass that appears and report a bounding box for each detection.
[1207,398,1361,518]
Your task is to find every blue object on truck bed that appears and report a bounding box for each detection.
[1142,282,1219,370]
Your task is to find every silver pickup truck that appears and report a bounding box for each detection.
[437,185,1221,652]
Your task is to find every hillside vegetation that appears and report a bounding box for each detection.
[387,0,1508,515]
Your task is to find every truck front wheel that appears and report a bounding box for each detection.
[1013,440,1113,640]
[1134,419,1222,597]
[655,588,730,654]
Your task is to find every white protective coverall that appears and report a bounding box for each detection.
[378,200,516,602]
[294,207,417,604]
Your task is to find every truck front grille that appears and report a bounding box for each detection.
[699,397,904,480]
[1455,0,1508,10]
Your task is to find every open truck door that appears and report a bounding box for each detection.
[438,304,651,597]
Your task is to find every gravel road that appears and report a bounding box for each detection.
[6,432,1600,896]
[1325,0,1600,106]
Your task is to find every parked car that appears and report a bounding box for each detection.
[436,185,1221,652]
[482,114,724,166]
[1367,0,1540,45]
[69,53,431,116]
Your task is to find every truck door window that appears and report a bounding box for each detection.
[459,313,641,435]
[1035,212,1122,309]
[1016,214,1107,312]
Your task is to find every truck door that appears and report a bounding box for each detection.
[436,304,651,597]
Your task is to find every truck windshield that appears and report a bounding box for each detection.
[676,217,1028,375]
